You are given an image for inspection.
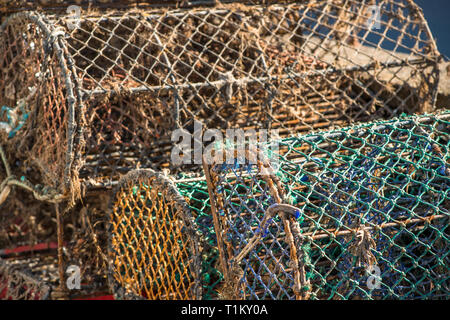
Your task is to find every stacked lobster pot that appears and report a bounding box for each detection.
[0,0,446,299]
[203,112,449,299]
[110,112,449,300]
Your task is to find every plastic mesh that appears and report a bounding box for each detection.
[0,1,442,196]
[0,255,54,300]
[204,112,449,299]
[0,0,446,300]
[175,178,223,299]
[108,169,202,299]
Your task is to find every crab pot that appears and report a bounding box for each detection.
[0,166,111,298]
[0,190,115,299]
[60,191,113,297]
[108,169,203,299]
[0,189,58,299]
[0,0,445,301]
[0,0,245,15]
[107,170,228,300]
[0,255,53,300]
[0,251,111,300]
[0,0,442,200]
[0,188,57,250]
[174,176,223,299]
[203,112,449,300]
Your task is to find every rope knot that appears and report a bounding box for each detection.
[349,225,377,267]
[45,27,66,53]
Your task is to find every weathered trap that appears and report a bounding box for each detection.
[0,0,443,200]
[203,112,449,299]
[107,169,231,299]
[107,169,230,299]
[107,112,449,300]
[108,169,203,299]
[0,0,447,300]
[0,255,53,300]
[0,190,113,299]
[0,250,112,300]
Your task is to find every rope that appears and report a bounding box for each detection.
[234,204,300,263]
[0,145,65,205]
[348,225,377,268]
[201,112,449,300]
[44,27,66,54]
[0,87,35,139]
[226,203,302,299]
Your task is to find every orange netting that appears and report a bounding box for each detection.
[108,169,202,299]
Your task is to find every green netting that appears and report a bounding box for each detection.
[175,178,223,300]
[0,0,446,301]
[204,111,449,299]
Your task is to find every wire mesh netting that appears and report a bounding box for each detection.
[0,0,442,201]
[108,169,202,299]
[0,255,54,300]
[174,177,223,299]
[204,111,449,299]
[0,0,447,301]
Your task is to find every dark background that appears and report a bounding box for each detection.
[415,0,450,58]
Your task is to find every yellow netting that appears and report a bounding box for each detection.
[108,170,202,299]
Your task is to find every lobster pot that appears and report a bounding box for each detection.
[0,187,58,251]
[0,255,54,300]
[174,177,223,299]
[203,112,450,300]
[0,0,220,14]
[108,171,227,300]
[0,195,113,299]
[0,11,82,200]
[0,1,184,22]
[0,0,442,201]
[0,167,111,298]
[60,192,113,297]
[108,169,203,299]
[0,252,109,300]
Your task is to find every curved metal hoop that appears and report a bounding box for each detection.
[107,169,202,300]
